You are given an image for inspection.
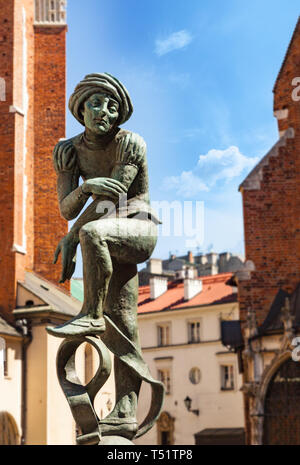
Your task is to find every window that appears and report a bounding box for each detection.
[157,324,170,346]
[158,368,171,395]
[161,431,170,445]
[188,321,201,343]
[189,367,201,385]
[221,365,234,390]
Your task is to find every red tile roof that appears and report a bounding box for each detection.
[138,272,237,314]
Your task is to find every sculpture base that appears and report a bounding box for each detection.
[98,435,134,445]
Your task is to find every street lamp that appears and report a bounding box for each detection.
[184,396,199,416]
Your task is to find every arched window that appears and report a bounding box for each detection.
[0,412,20,445]
[84,343,93,385]
[157,411,174,445]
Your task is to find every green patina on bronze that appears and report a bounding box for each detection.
[46,73,164,444]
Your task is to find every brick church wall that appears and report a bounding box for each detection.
[238,17,300,444]
[0,0,68,321]
[238,18,300,328]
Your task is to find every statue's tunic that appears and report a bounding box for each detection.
[54,127,160,225]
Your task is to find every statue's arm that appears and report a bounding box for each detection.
[69,163,139,239]
[54,140,90,221]
[69,133,145,239]
[57,175,90,221]
[112,132,146,189]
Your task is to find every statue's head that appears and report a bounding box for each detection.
[69,73,133,136]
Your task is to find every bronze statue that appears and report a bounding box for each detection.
[46,73,164,445]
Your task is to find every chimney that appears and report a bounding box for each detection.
[184,278,202,301]
[150,276,168,299]
[206,252,218,265]
[185,266,197,279]
[148,258,163,275]
[188,250,194,263]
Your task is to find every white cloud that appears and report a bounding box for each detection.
[163,170,209,197]
[163,146,259,197]
[155,30,192,56]
[197,146,259,185]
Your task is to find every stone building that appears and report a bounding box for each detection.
[226,16,300,445]
[139,251,244,285]
[0,0,115,445]
[134,273,245,445]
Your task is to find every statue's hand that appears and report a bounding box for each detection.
[82,177,127,199]
[53,139,77,173]
[53,232,79,283]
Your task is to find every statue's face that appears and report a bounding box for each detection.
[82,92,119,135]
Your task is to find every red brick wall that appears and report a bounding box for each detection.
[0,0,36,321]
[238,18,300,328]
[239,136,300,327]
[33,25,69,290]
[238,17,300,444]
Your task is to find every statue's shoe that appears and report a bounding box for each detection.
[46,316,106,338]
[99,417,138,440]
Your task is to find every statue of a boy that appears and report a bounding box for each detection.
[47,73,163,440]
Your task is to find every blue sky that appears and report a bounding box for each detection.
[66,1,300,276]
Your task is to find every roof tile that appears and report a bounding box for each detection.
[138,272,237,314]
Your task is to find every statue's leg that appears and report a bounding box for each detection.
[79,225,113,320]
[46,221,115,337]
[100,261,141,437]
[80,218,157,438]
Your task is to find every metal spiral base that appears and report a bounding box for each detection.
[55,315,165,445]
[56,336,112,445]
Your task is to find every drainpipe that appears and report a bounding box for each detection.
[16,319,32,445]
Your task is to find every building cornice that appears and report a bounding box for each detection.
[142,338,221,351]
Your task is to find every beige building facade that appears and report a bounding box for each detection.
[135,273,245,445]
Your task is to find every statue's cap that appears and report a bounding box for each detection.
[68,73,133,126]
